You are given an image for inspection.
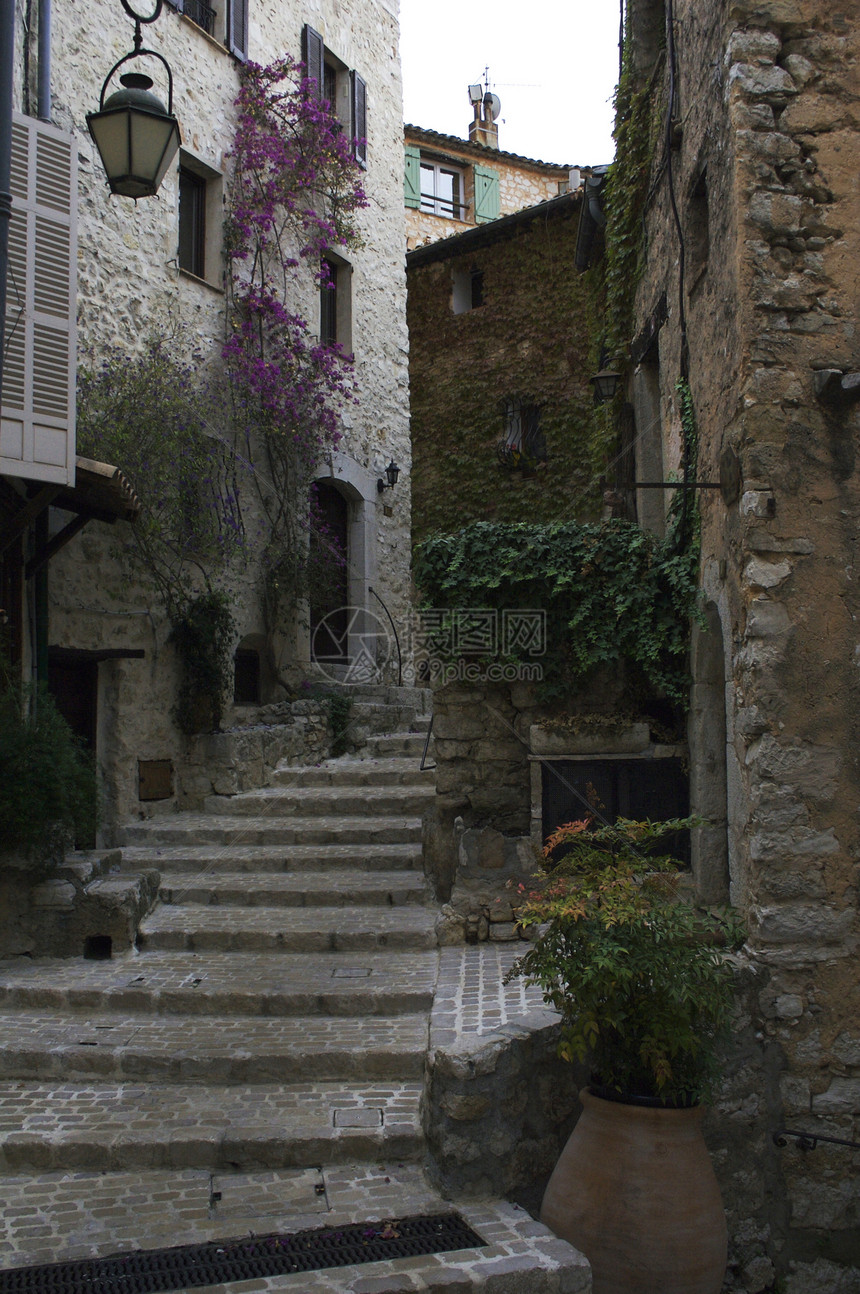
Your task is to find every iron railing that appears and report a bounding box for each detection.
[773,1127,860,1153]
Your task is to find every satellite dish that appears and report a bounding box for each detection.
[487,93,501,121]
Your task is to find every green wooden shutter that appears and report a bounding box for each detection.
[474,164,500,223]
[404,145,421,209]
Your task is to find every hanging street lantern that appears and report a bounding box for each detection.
[87,0,180,200]
[590,366,622,404]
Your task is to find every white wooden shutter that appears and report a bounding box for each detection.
[0,112,77,486]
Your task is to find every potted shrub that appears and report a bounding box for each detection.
[507,815,742,1294]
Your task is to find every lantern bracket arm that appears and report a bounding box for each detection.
[120,0,163,26]
[98,45,175,114]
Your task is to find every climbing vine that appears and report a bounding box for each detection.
[585,17,663,474]
[77,57,368,731]
[77,337,246,622]
[224,55,368,632]
[413,519,700,708]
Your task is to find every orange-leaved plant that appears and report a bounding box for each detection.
[505,815,743,1106]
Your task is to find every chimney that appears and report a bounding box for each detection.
[468,84,499,150]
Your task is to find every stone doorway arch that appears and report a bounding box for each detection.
[302,452,379,679]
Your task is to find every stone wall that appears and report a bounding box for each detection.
[23,0,411,831]
[625,0,860,1285]
[177,700,334,806]
[407,201,600,543]
[424,680,681,909]
[0,849,159,959]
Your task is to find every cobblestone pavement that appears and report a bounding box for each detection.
[121,814,426,848]
[120,843,424,874]
[0,1010,430,1082]
[0,1163,589,1292]
[155,870,428,907]
[0,949,438,1016]
[431,947,559,1048]
[0,1082,423,1170]
[0,730,588,1292]
[138,906,438,954]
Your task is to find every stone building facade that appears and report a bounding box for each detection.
[404,110,574,251]
[617,1,860,1288]
[1,0,411,831]
[406,190,600,542]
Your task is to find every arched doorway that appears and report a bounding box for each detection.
[309,480,349,666]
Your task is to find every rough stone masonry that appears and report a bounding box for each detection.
[624,1,860,1288]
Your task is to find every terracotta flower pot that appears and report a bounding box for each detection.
[540,1087,727,1294]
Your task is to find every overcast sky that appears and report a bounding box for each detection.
[398,0,621,168]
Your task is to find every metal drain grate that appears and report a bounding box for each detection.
[0,1212,485,1293]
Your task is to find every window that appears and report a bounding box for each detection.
[319,254,352,351]
[451,264,484,314]
[178,167,205,278]
[164,0,247,57]
[177,153,223,286]
[404,147,499,225]
[320,259,338,346]
[498,398,547,467]
[420,160,464,219]
[302,25,366,166]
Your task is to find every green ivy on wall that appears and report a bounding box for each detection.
[413,519,699,708]
[407,209,604,544]
[603,26,664,365]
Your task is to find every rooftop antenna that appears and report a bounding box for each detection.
[469,70,501,146]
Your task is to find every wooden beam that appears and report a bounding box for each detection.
[25,513,87,579]
[0,484,62,557]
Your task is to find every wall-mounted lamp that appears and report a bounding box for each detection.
[377,461,400,493]
[87,0,181,199]
[590,366,621,404]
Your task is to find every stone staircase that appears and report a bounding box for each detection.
[0,696,589,1292]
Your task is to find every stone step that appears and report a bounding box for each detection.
[316,683,432,710]
[137,905,439,954]
[0,1162,590,1292]
[204,784,434,819]
[272,757,433,788]
[0,950,438,1018]
[157,869,428,908]
[119,841,424,874]
[362,731,432,758]
[120,814,424,848]
[0,1081,424,1172]
[0,1010,429,1083]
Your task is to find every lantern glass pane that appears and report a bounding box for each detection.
[88,110,131,181]
[130,113,180,190]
